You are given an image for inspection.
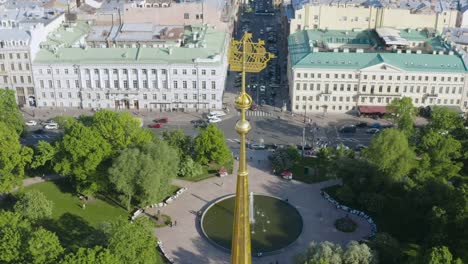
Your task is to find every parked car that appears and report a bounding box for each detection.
[44,123,59,130]
[33,129,45,134]
[25,120,37,126]
[154,117,169,123]
[354,144,367,151]
[259,85,266,92]
[339,125,356,133]
[42,120,57,126]
[281,170,293,180]
[149,123,164,128]
[208,117,222,123]
[356,122,367,128]
[249,143,266,150]
[369,123,382,129]
[366,128,380,134]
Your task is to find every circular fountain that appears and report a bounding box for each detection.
[201,194,303,255]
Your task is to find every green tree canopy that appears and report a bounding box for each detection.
[14,190,54,222]
[388,97,416,137]
[418,130,462,179]
[106,218,161,264]
[27,228,63,264]
[31,141,56,169]
[162,129,193,160]
[91,110,152,152]
[424,246,453,264]
[428,107,464,132]
[0,122,33,193]
[0,89,24,135]
[53,122,112,195]
[364,129,416,182]
[194,124,231,165]
[295,241,378,264]
[178,156,203,178]
[268,146,301,173]
[60,246,122,264]
[108,141,179,209]
[0,211,31,263]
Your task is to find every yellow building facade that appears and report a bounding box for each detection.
[290,4,459,33]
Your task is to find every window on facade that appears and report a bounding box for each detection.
[151,69,156,74]
[183,81,187,89]
[105,80,110,88]
[211,81,216,89]
[142,69,147,75]
[143,80,148,88]
[153,94,157,100]
[211,94,216,100]
[114,80,119,88]
[162,80,168,88]
[202,94,206,100]
[152,80,157,89]
[202,81,206,89]
[182,69,187,75]
[201,69,206,75]
[303,83,307,90]
[124,80,128,89]
[184,13,189,19]
[211,70,216,75]
[96,80,101,88]
[132,69,137,75]
[132,80,137,88]
[173,81,178,89]
[192,69,197,75]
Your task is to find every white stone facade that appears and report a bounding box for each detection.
[289,65,468,114]
[32,62,228,111]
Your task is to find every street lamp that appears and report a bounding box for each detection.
[303,96,311,123]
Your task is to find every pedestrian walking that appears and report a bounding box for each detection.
[174,220,177,227]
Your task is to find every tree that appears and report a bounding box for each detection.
[0,211,31,263]
[53,122,112,194]
[370,233,401,264]
[364,129,416,182]
[342,241,374,264]
[31,141,56,169]
[424,246,453,264]
[27,228,63,264]
[194,124,231,165]
[295,241,377,264]
[162,129,193,160]
[108,141,179,209]
[0,89,24,135]
[91,110,152,153]
[429,107,464,132]
[178,157,203,178]
[295,241,343,264]
[60,246,121,264]
[418,130,462,179]
[388,97,416,137]
[106,218,161,264]
[14,190,54,222]
[269,146,301,173]
[0,122,33,193]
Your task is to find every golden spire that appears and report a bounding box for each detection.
[228,33,274,264]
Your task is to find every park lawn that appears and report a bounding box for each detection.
[23,180,127,227]
[291,157,332,184]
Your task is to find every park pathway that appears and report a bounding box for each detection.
[153,161,372,264]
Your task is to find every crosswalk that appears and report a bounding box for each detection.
[226,138,240,143]
[236,110,273,117]
[31,134,54,139]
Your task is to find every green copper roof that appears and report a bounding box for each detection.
[34,29,227,65]
[41,21,92,48]
[288,30,467,72]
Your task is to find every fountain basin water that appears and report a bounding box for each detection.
[201,194,303,255]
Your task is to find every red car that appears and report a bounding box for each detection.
[149,123,164,128]
[281,170,293,180]
[155,117,169,123]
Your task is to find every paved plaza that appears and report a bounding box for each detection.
[153,160,372,264]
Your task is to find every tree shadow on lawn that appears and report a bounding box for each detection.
[42,213,108,252]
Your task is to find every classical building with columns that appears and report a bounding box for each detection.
[32,21,229,111]
[288,28,468,115]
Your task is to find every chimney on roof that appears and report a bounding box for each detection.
[168,48,173,54]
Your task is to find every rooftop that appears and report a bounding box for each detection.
[288,29,466,72]
[34,24,228,65]
[40,20,92,48]
[290,0,457,12]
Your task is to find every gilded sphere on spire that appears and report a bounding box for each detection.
[235,119,251,134]
[235,93,253,110]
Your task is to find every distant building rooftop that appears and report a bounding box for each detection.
[290,0,457,12]
[34,23,228,65]
[288,29,466,72]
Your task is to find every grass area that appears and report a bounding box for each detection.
[202,195,303,254]
[23,180,127,227]
[291,157,333,184]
